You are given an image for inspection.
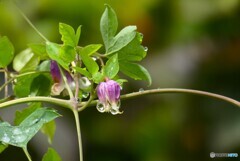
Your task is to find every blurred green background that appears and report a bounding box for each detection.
[1,0,240,161]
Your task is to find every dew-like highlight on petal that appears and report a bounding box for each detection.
[110,101,122,115]
[96,102,105,113]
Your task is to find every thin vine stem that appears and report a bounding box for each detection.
[23,148,32,161]
[0,71,50,93]
[0,96,72,109]
[4,68,8,97]
[73,110,83,161]
[78,93,95,112]
[78,88,240,109]
[74,54,81,101]
[13,1,49,42]
[0,95,15,103]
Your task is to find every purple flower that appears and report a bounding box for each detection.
[96,79,122,115]
[50,60,75,95]
[50,60,61,83]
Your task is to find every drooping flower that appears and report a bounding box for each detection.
[50,60,75,95]
[96,79,122,115]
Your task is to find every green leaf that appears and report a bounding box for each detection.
[73,67,91,78]
[92,72,104,84]
[120,62,152,86]
[107,26,136,55]
[59,23,79,47]
[75,26,82,47]
[42,148,62,161]
[0,36,14,68]
[41,120,56,144]
[0,143,8,154]
[30,74,51,96]
[13,73,39,98]
[28,43,48,60]
[79,46,99,75]
[13,48,40,73]
[77,44,102,56]
[115,79,128,86]
[118,32,147,61]
[14,73,51,98]
[0,108,60,148]
[59,45,75,64]
[104,54,119,79]
[14,103,41,125]
[46,42,69,70]
[100,4,118,51]
[37,60,51,71]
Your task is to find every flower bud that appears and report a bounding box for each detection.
[50,60,61,83]
[50,60,75,95]
[96,79,122,115]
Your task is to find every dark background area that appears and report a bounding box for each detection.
[0,0,240,160]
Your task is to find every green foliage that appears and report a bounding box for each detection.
[104,54,119,79]
[28,43,48,60]
[107,26,136,55]
[46,23,81,72]
[13,48,40,73]
[100,5,151,85]
[37,60,51,71]
[15,103,57,145]
[46,42,69,70]
[118,32,146,62]
[120,62,152,85]
[100,5,137,55]
[100,4,118,52]
[42,148,62,161]
[73,67,91,78]
[92,72,104,83]
[0,36,14,68]
[79,45,99,75]
[14,73,39,98]
[0,108,60,148]
[59,23,81,47]
[30,74,52,96]
[14,103,41,125]
[0,4,153,160]
[59,45,75,64]
[0,143,8,154]
[14,73,51,98]
[41,120,56,144]
[78,44,102,56]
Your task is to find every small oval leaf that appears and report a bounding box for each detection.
[0,36,14,68]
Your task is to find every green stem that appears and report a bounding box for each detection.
[78,88,240,109]
[78,93,95,112]
[23,148,32,161]
[73,110,83,161]
[74,54,81,100]
[4,68,8,97]
[58,65,74,100]
[14,2,49,42]
[0,71,49,93]
[0,96,72,109]
[0,95,15,103]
